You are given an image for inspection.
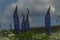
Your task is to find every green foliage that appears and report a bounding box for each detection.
[0,29,60,40]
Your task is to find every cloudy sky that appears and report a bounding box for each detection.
[0,0,60,29]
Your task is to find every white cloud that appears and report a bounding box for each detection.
[1,0,59,27]
[0,0,51,25]
[3,0,55,17]
[51,5,55,12]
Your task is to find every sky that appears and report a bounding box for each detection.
[0,0,60,29]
